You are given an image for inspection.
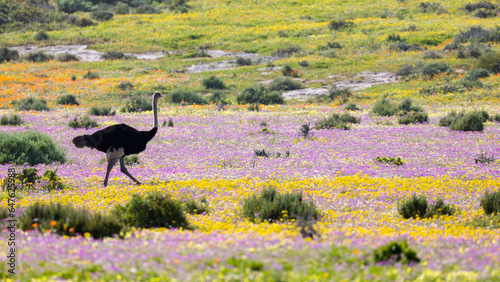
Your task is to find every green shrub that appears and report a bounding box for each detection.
[254,149,290,158]
[375,156,405,166]
[181,51,210,59]
[208,91,230,105]
[328,19,354,30]
[456,43,489,59]
[467,214,500,229]
[169,0,191,13]
[0,114,23,126]
[298,123,314,138]
[111,191,191,229]
[202,75,226,89]
[474,8,496,18]
[423,50,443,59]
[237,84,284,105]
[15,97,50,111]
[242,187,319,223]
[135,4,160,14]
[398,112,429,124]
[24,52,53,63]
[101,51,126,60]
[398,194,428,219]
[463,68,490,81]
[421,62,451,77]
[475,151,495,164]
[273,45,302,57]
[282,65,300,77]
[464,2,496,12]
[57,53,79,62]
[235,57,252,66]
[315,113,360,130]
[373,240,420,264]
[19,202,123,239]
[0,207,9,221]
[0,131,65,165]
[183,198,209,215]
[83,70,99,79]
[478,53,500,73]
[16,168,41,187]
[115,2,129,14]
[58,0,92,13]
[169,90,207,105]
[299,60,309,67]
[121,96,152,112]
[449,26,500,46]
[419,83,463,95]
[344,102,360,111]
[328,88,351,104]
[268,77,302,91]
[449,111,485,131]
[117,81,134,90]
[34,31,48,41]
[91,10,114,21]
[439,111,463,127]
[124,155,140,166]
[480,190,500,215]
[41,169,65,192]
[57,94,80,106]
[167,117,174,127]
[398,98,423,112]
[398,194,456,219]
[89,106,115,116]
[390,42,423,52]
[248,103,260,111]
[68,115,99,129]
[387,34,403,42]
[0,47,19,63]
[75,16,96,27]
[372,97,398,116]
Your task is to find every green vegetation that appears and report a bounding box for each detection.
[0,131,66,165]
[111,191,191,229]
[89,106,116,116]
[121,96,152,112]
[0,114,23,126]
[373,240,420,265]
[183,198,209,215]
[68,116,99,129]
[202,75,226,90]
[315,113,360,130]
[439,110,488,132]
[14,97,50,111]
[480,189,500,215]
[57,94,80,106]
[237,84,284,105]
[375,156,405,166]
[398,194,456,219]
[242,187,319,223]
[169,90,207,105]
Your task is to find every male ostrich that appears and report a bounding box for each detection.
[72,91,163,187]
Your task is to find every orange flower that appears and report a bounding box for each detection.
[69,227,75,233]
[32,223,38,229]
[50,220,57,226]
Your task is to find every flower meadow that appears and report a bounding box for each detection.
[1,105,500,280]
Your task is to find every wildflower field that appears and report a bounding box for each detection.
[1,0,500,281]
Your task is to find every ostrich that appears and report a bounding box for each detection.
[72,91,163,187]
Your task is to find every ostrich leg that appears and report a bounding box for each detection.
[103,158,118,187]
[120,157,141,185]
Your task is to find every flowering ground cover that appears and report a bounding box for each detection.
[1,105,500,280]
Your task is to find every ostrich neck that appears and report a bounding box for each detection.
[152,96,159,128]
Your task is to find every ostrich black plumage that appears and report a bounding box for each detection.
[72,91,163,187]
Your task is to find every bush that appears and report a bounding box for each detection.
[19,202,123,239]
[398,112,429,124]
[68,115,99,129]
[344,102,360,111]
[0,131,66,165]
[0,47,19,63]
[398,194,428,219]
[475,151,495,164]
[456,43,489,59]
[273,45,302,57]
[242,187,319,223]
[464,68,490,81]
[208,91,230,105]
[83,71,99,79]
[464,2,496,12]
[237,84,284,105]
[34,31,48,41]
[268,76,302,91]
[183,198,209,215]
[328,19,354,30]
[449,111,485,131]
[89,106,115,116]
[24,51,54,63]
[298,123,314,138]
[57,94,80,106]
[421,62,451,77]
[124,155,140,165]
[387,34,403,42]
[169,0,191,13]
[478,53,500,73]
[373,240,420,265]
[480,190,500,215]
[58,0,92,13]
[75,16,96,27]
[169,90,207,105]
[423,50,443,59]
[390,42,423,52]
[282,65,300,77]
[328,88,351,104]
[419,83,463,95]
[0,114,23,126]
[450,26,500,46]
[92,10,114,21]
[135,4,160,14]
[298,60,309,67]
[115,2,129,14]
[202,76,226,90]
[474,8,496,18]
[375,156,405,166]
[111,191,191,229]
[41,169,65,191]
[398,194,456,219]
[398,98,422,112]
[372,97,398,116]
[57,53,79,62]
[315,113,360,130]
[15,97,50,111]
[235,57,252,66]
[101,51,126,60]
[121,96,152,112]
